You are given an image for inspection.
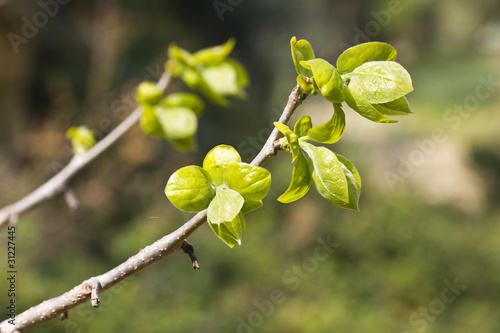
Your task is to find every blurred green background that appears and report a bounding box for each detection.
[1,0,500,332]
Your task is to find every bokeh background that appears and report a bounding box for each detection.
[1,0,500,332]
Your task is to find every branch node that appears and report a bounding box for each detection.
[83,278,102,308]
[59,311,68,321]
[181,240,200,270]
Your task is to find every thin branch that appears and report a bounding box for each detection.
[0,86,307,333]
[0,72,172,229]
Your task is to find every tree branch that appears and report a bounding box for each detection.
[0,72,172,229]
[0,86,307,333]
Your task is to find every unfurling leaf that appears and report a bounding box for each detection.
[225,163,271,201]
[278,153,311,203]
[66,126,96,155]
[207,187,245,224]
[208,212,246,248]
[162,93,205,115]
[155,106,198,140]
[335,154,361,211]
[306,103,345,144]
[290,36,315,77]
[373,96,413,116]
[345,61,413,104]
[203,145,242,186]
[136,81,163,106]
[293,116,313,137]
[300,59,346,103]
[274,122,300,162]
[140,105,164,137]
[337,42,397,74]
[241,200,263,214]
[194,38,236,66]
[165,166,214,212]
[345,87,397,123]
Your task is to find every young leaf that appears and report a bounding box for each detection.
[373,96,413,116]
[225,59,250,91]
[296,74,318,95]
[201,62,241,96]
[337,42,397,74]
[274,122,300,161]
[66,126,96,155]
[203,145,242,186]
[163,93,205,116]
[165,166,215,212]
[306,103,345,144]
[345,87,397,123]
[241,200,263,214]
[278,153,311,203]
[140,105,164,137]
[300,59,346,103]
[225,163,271,201]
[155,106,198,140]
[136,81,163,106]
[335,154,361,211]
[301,143,349,204]
[290,36,315,77]
[167,44,197,69]
[207,187,245,224]
[293,116,313,137]
[208,212,245,248]
[346,61,413,104]
[194,38,236,66]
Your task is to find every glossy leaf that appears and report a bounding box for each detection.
[155,106,198,140]
[301,59,346,103]
[136,81,162,105]
[373,96,413,116]
[337,42,397,74]
[290,36,315,77]
[278,153,311,203]
[194,38,235,66]
[294,116,313,137]
[207,187,245,225]
[346,61,413,104]
[274,122,300,162]
[306,103,345,144]
[140,105,164,137]
[163,93,205,116]
[225,163,271,201]
[208,212,245,248]
[66,126,96,155]
[301,143,349,204]
[165,166,214,212]
[241,200,263,214]
[203,145,241,186]
[345,87,397,123]
[335,154,361,211]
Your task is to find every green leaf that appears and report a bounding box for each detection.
[294,116,313,137]
[274,122,300,162]
[136,81,162,105]
[345,87,397,123]
[241,200,263,214]
[194,38,236,66]
[278,153,311,203]
[301,142,349,204]
[155,106,198,140]
[199,61,246,106]
[225,59,250,91]
[345,61,413,104]
[167,136,197,152]
[163,93,205,116]
[181,69,202,90]
[290,36,315,77]
[296,74,318,95]
[167,43,197,68]
[306,103,345,144]
[140,105,164,137]
[165,166,214,212]
[373,96,413,116]
[335,154,361,211]
[203,145,242,186]
[208,212,245,248]
[225,163,271,201]
[301,59,346,103]
[337,42,397,74]
[207,187,245,225]
[66,126,96,155]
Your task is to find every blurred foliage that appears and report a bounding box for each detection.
[1,0,500,332]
